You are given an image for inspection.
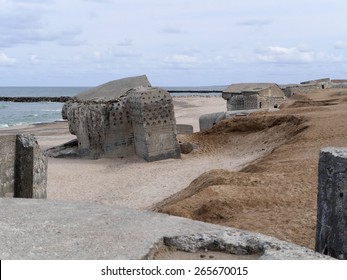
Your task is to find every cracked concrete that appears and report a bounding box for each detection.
[0,198,332,260]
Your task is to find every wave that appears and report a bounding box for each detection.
[0,104,9,109]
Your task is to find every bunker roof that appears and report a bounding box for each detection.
[76,75,151,102]
[223,83,278,94]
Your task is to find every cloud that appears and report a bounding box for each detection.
[0,2,82,47]
[335,41,347,49]
[161,26,186,34]
[0,53,16,65]
[164,54,199,69]
[117,39,133,47]
[256,46,315,64]
[255,45,345,65]
[237,18,272,27]
[93,48,140,62]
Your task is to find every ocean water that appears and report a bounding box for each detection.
[0,86,224,127]
[0,87,89,128]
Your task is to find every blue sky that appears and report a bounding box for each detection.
[1,0,347,86]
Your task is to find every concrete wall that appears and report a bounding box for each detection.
[0,136,16,197]
[104,98,135,158]
[128,87,181,162]
[284,85,321,97]
[244,94,260,109]
[316,147,347,259]
[176,124,193,135]
[227,92,284,111]
[0,134,47,198]
[227,95,244,111]
[199,112,226,131]
[65,99,135,159]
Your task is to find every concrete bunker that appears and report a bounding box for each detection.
[62,75,181,162]
[222,83,286,111]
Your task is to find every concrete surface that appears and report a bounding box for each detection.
[0,198,332,260]
[316,147,347,259]
[0,134,47,198]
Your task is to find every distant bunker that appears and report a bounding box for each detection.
[62,75,181,162]
[222,83,286,111]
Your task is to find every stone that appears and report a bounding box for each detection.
[316,147,347,259]
[0,134,47,199]
[45,139,79,158]
[179,142,194,154]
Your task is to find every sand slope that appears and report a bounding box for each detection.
[155,88,347,249]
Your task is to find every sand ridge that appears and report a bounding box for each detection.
[155,89,347,249]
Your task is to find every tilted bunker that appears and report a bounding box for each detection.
[62,75,181,162]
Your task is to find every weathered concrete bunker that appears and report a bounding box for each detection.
[222,83,286,111]
[63,75,181,161]
[282,78,332,97]
[316,147,347,259]
[0,134,47,198]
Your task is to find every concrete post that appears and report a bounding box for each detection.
[316,147,347,259]
[0,134,47,199]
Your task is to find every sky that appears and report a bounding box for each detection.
[1,0,347,86]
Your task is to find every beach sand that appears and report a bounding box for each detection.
[1,91,347,251]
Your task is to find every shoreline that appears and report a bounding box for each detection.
[0,95,223,130]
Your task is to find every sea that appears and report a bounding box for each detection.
[0,86,224,128]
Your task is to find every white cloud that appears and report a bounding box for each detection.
[237,18,272,27]
[0,53,16,65]
[117,39,132,47]
[255,45,345,65]
[256,46,315,63]
[335,41,347,49]
[30,54,39,64]
[164,54,199,69]
[161,26,186,34]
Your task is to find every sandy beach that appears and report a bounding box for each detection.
[2,97,251,209]
[1,90,347,251]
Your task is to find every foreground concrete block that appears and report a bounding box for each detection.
[15,134,47,198]
[0,198,333,259]
[316,147,347,259]
[0,134,47,199]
